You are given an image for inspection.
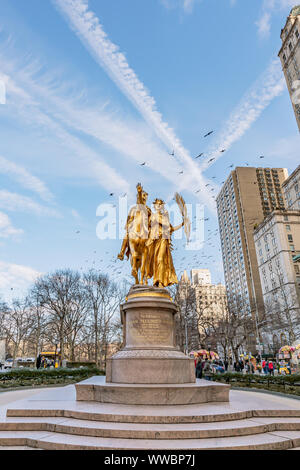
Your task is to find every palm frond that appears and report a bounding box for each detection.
[175,192,191,242]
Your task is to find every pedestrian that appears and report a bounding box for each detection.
[264,360,269,375]
[195,358,203,379]
[36,354,42,370]
[262,359,267,374]
[203,360,213,381]
[245,361,250,374]
[268,360,274,376]
[224,360,228,372]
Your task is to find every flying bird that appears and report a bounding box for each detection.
[195,153,204,159]
[204,131,214,138]
[140,162,146,166]
[208,158,215,163]
[169,150,175,156]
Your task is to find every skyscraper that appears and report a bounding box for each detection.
[282,164,300,210]
[216,167,288,326]
[278,5,300,131]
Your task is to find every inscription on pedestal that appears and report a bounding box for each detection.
[126,311,174,347]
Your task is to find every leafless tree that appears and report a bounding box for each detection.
[31,269,87,363]
[172,282,201,354]
[82,270,122,368]
[7,298,35,361]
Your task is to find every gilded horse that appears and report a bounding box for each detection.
[118,184,151,285]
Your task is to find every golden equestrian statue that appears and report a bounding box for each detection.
[118,184,190,287]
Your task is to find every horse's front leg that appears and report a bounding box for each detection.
[131,254,139,284]
[141,246,148,285]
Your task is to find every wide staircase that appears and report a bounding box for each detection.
[1,387,300,450]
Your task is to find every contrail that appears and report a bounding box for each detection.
[53,0,215,207]
[200,58,285,171]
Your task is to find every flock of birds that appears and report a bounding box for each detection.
[6,128,272,298]
[70,129,271,285]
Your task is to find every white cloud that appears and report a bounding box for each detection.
[0,260,41,301]
[256,12,272,37]
[183,0,196,14]
[0,155,53,202]
[0,211,23,238]
[53,0,215,208]
[200,58,286,171]
[256,0,296,38]
[0,57,130,196]
[71,209,81,219]
[0,190,61,218]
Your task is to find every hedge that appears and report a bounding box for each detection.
[0,367,104,390]
[211,372,300,397]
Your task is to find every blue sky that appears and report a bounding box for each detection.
[0,0,299,302]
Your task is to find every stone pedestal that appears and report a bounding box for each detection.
[76,285,230,405]
[106,285,195,384]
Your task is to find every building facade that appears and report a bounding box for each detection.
[254,210,300,348]
[282,164,300,210]
[278,6,300,131]
[216,167,288,331]
[179,270,227,336]
[190,269,211,285]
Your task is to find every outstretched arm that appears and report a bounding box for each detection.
[172,220,184,232]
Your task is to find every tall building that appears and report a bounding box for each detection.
[179,270,227,336]
[282,164,300,210]
[216,167,288,326]
[278,6,300,131]
[190,269,211,285]
[254,209,300,346]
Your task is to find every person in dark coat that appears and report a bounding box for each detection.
[195,359,203,379]
[36,354,42,369]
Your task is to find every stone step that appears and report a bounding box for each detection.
[0,446,41,450]
[0,429,300,450]
[7,404,300,424]
[2,416,300,440]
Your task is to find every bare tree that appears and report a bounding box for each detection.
[32,269,86,363]
[172,282,201,354]
[83,270,122,368]
[7,298,35,361]
[213,295,258,362]
[262,262,300,346]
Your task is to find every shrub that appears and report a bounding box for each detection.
[211,372,300,396]
[0,367,104,389]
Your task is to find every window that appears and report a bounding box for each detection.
[288,234,293,242]
[286,225,291,231]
